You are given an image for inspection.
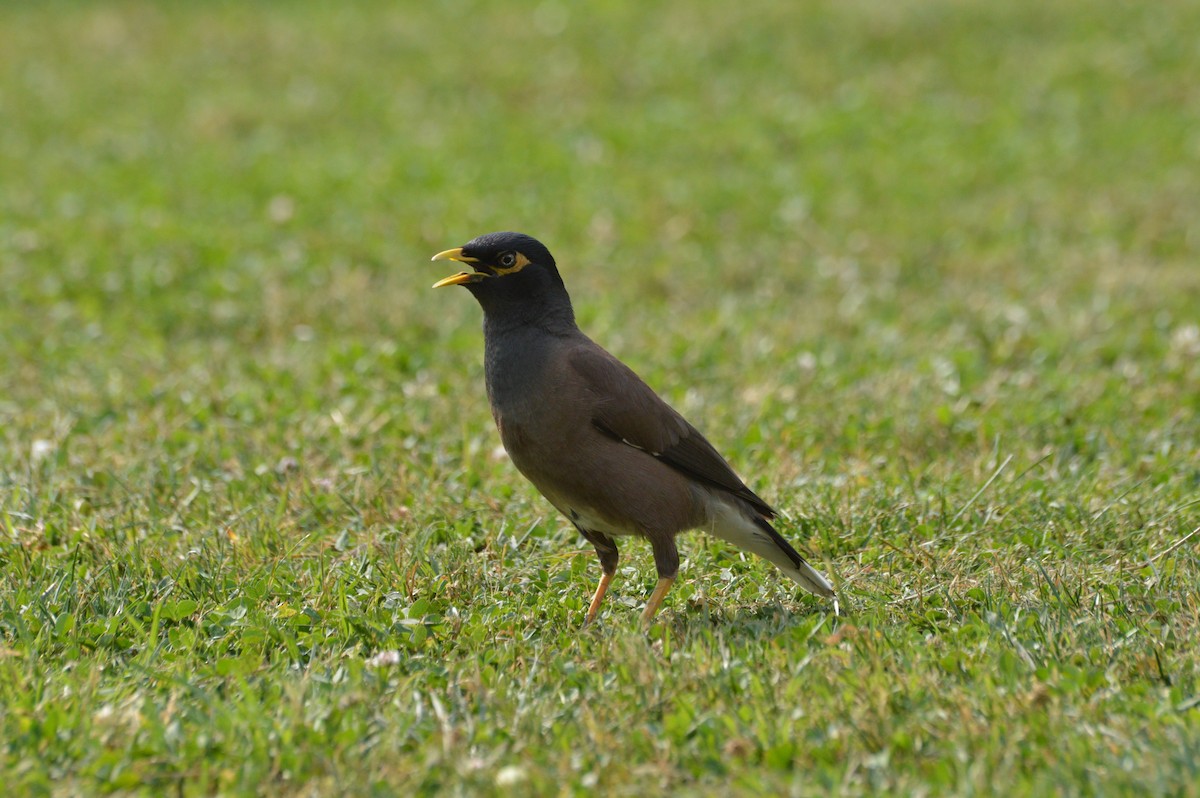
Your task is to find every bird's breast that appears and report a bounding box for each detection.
[483,333,563,462]
[483,328,555,411]
[491,408,528,452]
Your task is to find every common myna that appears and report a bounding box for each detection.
[431,231,835,625]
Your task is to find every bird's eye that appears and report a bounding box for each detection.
[498,252,517,268]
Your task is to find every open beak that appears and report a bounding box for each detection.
[431,246,486,288]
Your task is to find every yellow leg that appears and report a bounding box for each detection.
[640,576,676,627]
[585,572,614,624]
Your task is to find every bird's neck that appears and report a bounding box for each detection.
[476,279,578,339]
[482,316,566,417]
[480,291,577,412]
[481,300,575,338]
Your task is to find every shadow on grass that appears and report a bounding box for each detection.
[656,600,834,643]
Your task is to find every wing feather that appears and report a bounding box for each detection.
[568,343,775,517]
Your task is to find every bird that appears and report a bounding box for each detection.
[430,231,834,625]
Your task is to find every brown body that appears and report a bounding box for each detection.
[492,333,707,580]
[432,232,834,624]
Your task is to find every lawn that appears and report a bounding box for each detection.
[2,0,1198,795]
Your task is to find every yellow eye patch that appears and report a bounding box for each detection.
[493,252,531,276]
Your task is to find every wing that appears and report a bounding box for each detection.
[567,342,775,517]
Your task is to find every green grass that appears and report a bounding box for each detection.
[2,0,1199,794]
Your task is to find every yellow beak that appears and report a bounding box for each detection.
[430,246,484,288]
[431,247,478,264]
[432,272,479,288]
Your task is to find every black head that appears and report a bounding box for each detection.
[430,232,572,322]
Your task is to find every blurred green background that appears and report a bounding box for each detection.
[2,1,1198,795]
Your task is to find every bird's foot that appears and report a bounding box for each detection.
[584,571,614,624]
[639,576,676,627]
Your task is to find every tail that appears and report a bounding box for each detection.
[707,499,835,598]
